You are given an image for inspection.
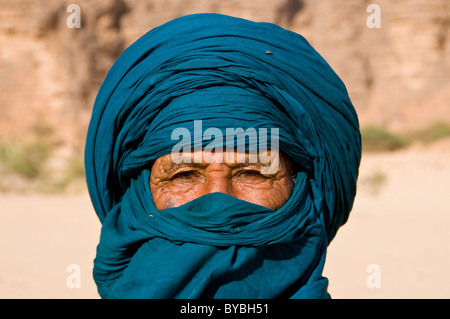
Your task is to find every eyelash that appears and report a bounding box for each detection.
[171,169,266,180]
[172,171,199,180]
[236,170,263,178]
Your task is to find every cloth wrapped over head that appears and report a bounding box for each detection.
[85,13,361,299]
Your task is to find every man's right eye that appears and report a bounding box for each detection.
[171,171,199,180]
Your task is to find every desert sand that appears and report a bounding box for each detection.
[1,140,449,299]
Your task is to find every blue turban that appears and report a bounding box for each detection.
[85,13,361,299]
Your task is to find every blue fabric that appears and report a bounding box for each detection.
[85,13,361,299]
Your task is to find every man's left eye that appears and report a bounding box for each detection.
[172,171,199,180]
[236,170,265,178]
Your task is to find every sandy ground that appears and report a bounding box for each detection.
[1,139,449,299]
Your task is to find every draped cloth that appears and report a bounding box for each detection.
[85,13,361,299]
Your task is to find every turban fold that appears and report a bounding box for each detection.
[85,13,361,298]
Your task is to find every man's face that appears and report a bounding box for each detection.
[150,150,295,210]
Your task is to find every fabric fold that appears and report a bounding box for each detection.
[85,13,361,299]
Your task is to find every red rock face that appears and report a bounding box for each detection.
[0,0,449,191]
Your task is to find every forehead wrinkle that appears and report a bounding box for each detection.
[160,157,208,174]
[157,149,283,173]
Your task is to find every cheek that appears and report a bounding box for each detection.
[231,181,276,208]
[151,184,204,210]
[232,178,294,210]
[163,197,176,209]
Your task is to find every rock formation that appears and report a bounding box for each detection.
[0,0,449,190]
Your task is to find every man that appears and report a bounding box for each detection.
[85,13,361,298]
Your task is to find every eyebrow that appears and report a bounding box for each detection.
[162,161,208,174]
[164,160,267,173]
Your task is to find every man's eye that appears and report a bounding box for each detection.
[236,170,265,179]
[172,171,199,180]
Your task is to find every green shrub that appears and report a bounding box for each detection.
[415,122,450,142]
[361,126,410,152]
[0,140,53,179]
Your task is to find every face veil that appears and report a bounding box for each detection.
[84,13,361,299]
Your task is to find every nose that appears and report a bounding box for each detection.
[202,165,233,196]
[203,175,232,195]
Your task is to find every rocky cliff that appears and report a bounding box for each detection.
[0,0,449,190]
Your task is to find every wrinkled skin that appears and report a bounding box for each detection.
[150,150,295,210]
